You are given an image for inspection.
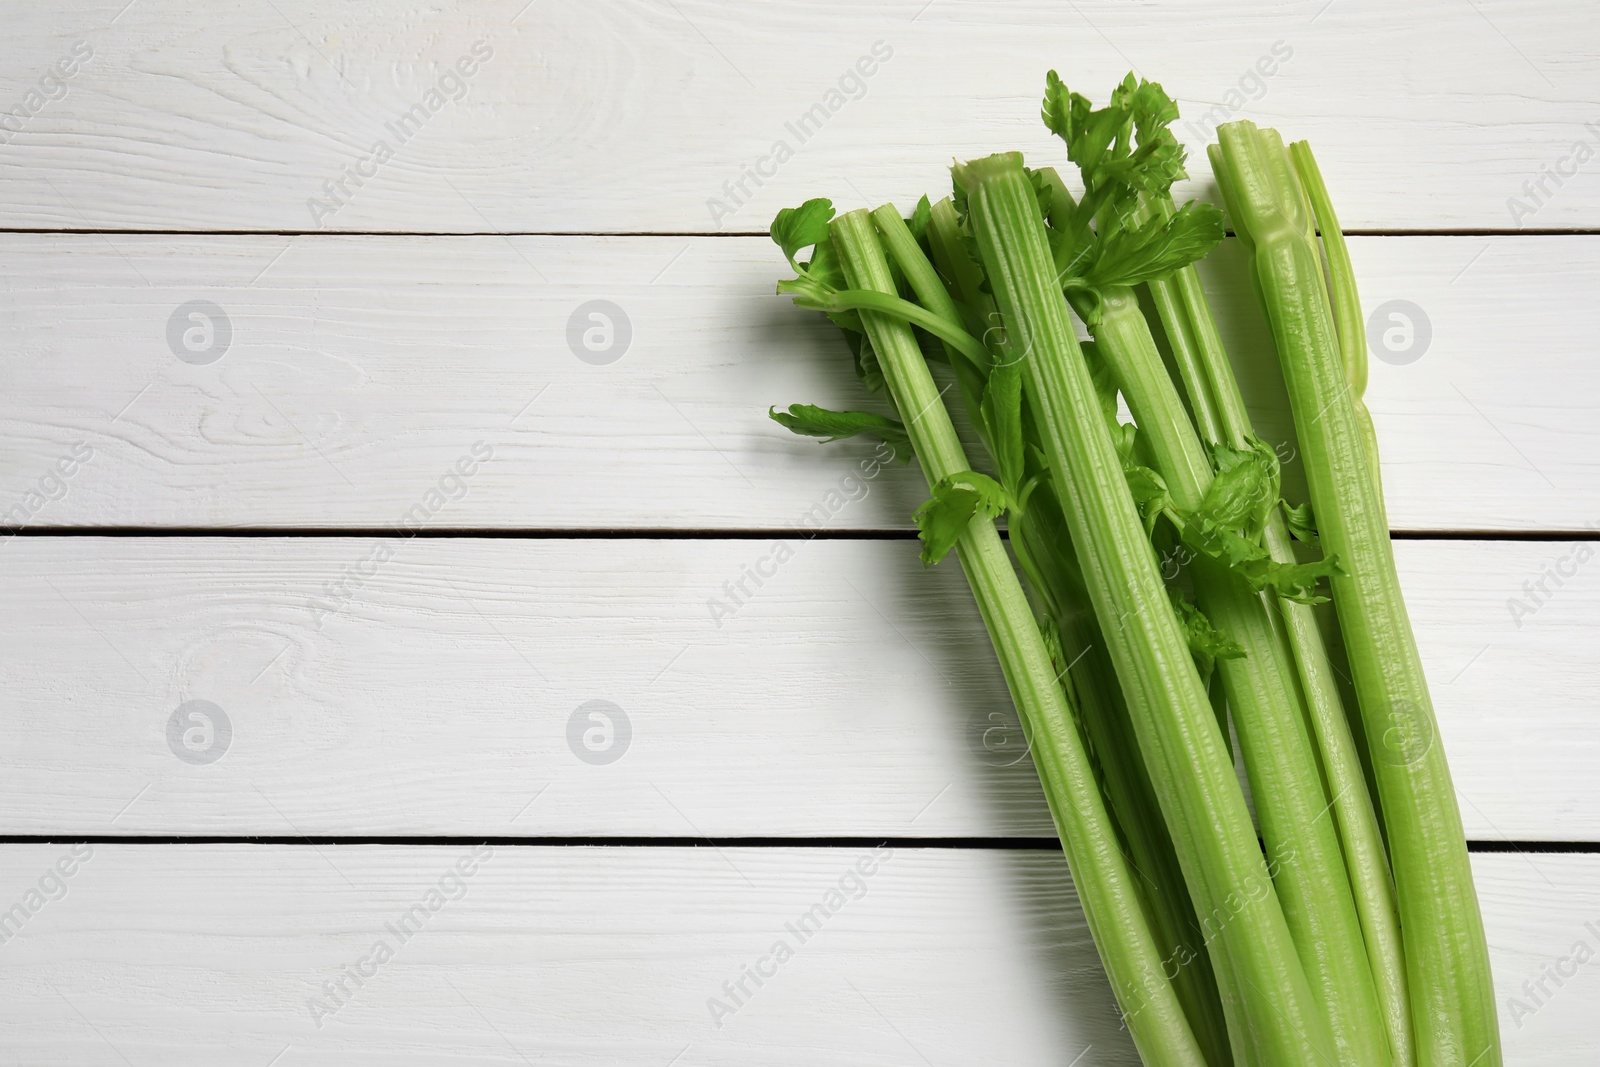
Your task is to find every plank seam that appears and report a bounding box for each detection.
[0,835,1589,853]
[4,528,1596,541]
[1,228,1599,238]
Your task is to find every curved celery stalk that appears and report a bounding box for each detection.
[953,151,1337,1065]
[778,284,993,366]
[1087,288,1392,1067]
[1212,122,1500,1067]
[894,202,1234,1067]
[828,208,1207,1067]
[1144,191,1415,1067]
[1287,142,1383,496]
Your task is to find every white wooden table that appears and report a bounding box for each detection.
[1,2,1596,1063]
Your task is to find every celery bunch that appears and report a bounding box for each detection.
[767,72,1498,1067]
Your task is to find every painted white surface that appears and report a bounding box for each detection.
[1,235,1595,531]
[0,846,1590,1066]
[0,1,1594,232]
[0,537,1591,841]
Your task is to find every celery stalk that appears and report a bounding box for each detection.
[1211,122,1500,1067]
[1085,286,1392,1067]
[829,208,1208,1066]
[904,201,1235,1067]
[1145,192,1416,1067]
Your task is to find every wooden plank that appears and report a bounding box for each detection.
[1,537,1589,841]
[0,845,1587,1064]
[1,233,1595,532]
[0,1,1595,232]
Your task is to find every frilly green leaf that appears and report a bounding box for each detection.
[769,403,911,462]
[771,199,836,272]
[914,471,1014,565]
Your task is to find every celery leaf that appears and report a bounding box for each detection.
[981,360,1026,493]
[1283,501,1319,543]
[771,199,836,272]
[843,330,885,393]
[769,403,910,461]
[908,195,933,245]
[914,471,1013,565]
[1041,70,1129,182]
[1237,555,1344,606]
[1081,201,1226,290]
[1125,463,1173,536]
[1197,436,1279,541]
[1170,588,1246,686]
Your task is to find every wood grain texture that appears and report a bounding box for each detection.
[0,846,1586,1065]
[1,233,1595,532]
[1,537,1589,840]
[0,1,1595,233]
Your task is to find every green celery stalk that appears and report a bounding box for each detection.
[1085,285,1392,1067]
[1144,266,1225,444]
[1286,142,1385,497]
[828,208,1207,1066]
[1143,191,1415,1067]
[1211,122,1499,1067]
[904,201,1234,1067]
[954,151,1337,1065]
